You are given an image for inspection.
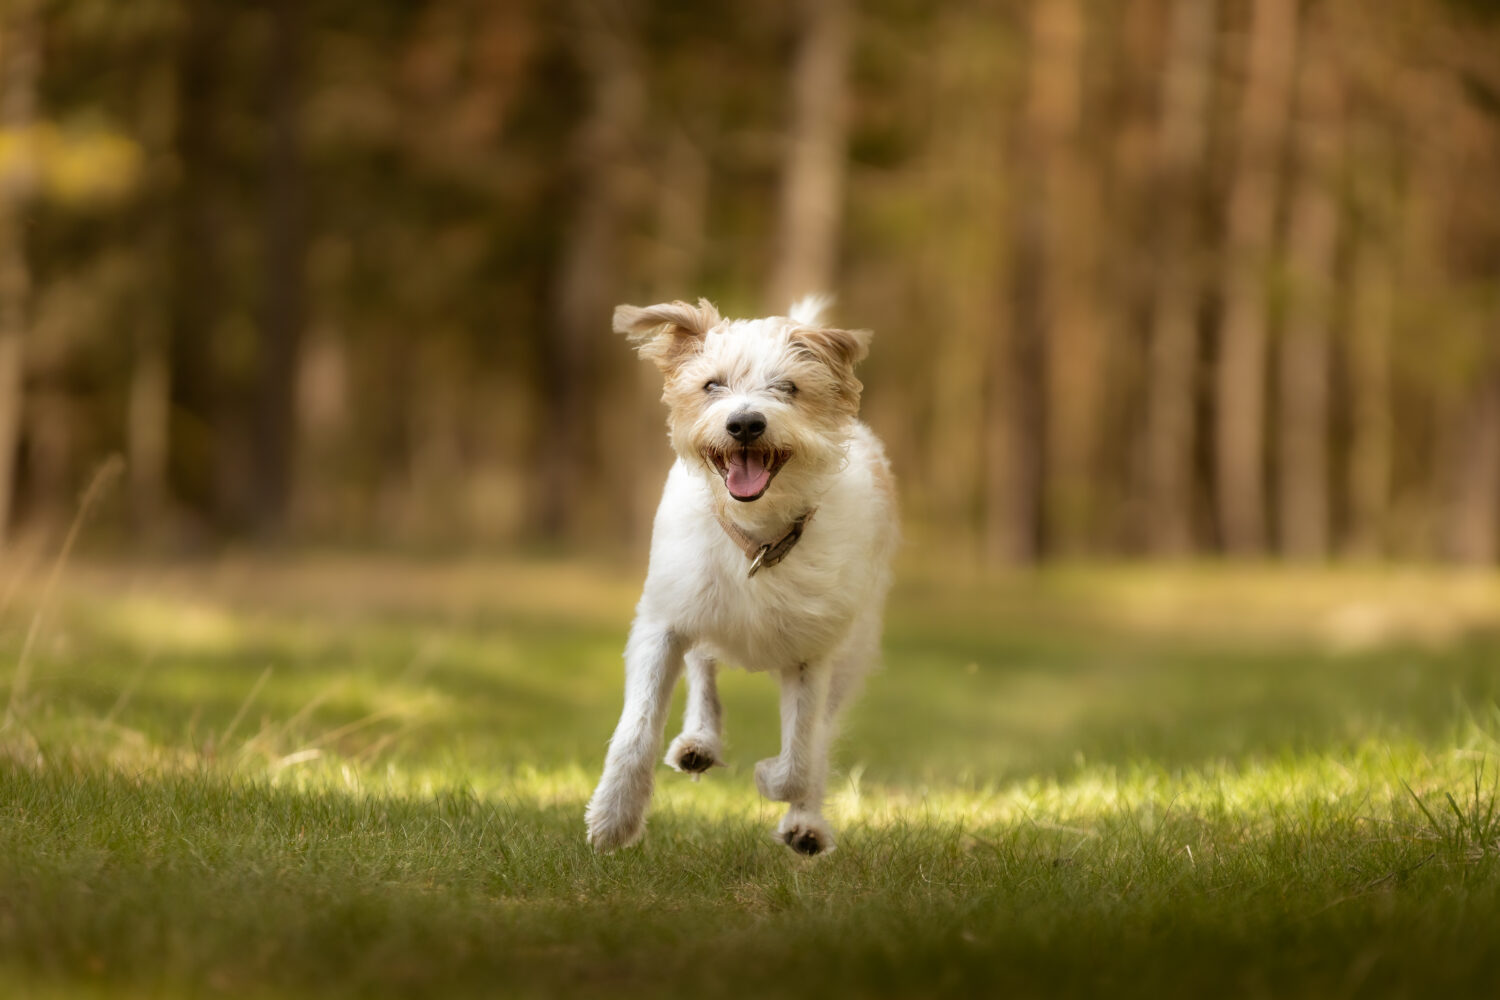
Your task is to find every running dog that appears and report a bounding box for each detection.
[585,296,897,856]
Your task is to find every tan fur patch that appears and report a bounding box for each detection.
[614,299,722,373]
[789,326,872,416]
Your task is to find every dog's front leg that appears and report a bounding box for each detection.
[755,661,837,856]
[665,650,724,775]
[585,621,685,851]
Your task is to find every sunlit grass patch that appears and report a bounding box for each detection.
[2,726,1496,999]
[1,557,1499,998]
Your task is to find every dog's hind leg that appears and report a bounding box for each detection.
[755,661,837,856]
[665,649,724,776]
[586,622,686,851]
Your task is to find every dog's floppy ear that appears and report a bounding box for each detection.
[793,325,872,369]
[787,295,870,368]
[614,299,721,373]
[791,324,873,414]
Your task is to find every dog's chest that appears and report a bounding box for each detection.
[710,574,847,671]
[658,542,855,671]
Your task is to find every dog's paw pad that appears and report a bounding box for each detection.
[666,736,722,775]
[677,749,715,773]
[777,814,835,857]
[785,829,825,856]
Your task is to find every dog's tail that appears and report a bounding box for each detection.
[789,293,834,326]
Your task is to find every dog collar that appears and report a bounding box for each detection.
[713,508,817,578]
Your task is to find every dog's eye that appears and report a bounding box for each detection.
[704,380,724,393]
[774,380,798,396]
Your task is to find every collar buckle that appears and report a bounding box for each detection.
[713,506,817,579]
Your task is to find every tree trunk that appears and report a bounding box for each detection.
[128,61,178,534]
[250,0,305,540]
[928,10,1006,541]
[23,390,68,525]
[538,0,644,540]
[292,319,349,531]
[1441,349,1500,565]
[1143,0,1216,557]
[409,339,466,544]
[170,0,227,524]
[0,0,42,546]
[1395,66,1461,560]
[1028,0,1101,557]
[767,0,851,310]
[990,0,1091,566]
[984,191,1033,567]
[1344,233,1393,559]
[650,126,708,300]
[1214,0,1298,556]
[128,325,171,528]
[1276,8,1341,561]
[1340,66,1400,560]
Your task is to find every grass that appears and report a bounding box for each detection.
[1,554,1499,998]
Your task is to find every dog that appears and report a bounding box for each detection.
[584,295,897,856]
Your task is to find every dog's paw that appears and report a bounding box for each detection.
[777,811,836,857]
[665,734,722,775]
[584,789,646,853]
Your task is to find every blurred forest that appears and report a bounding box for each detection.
[0,0,1499,562]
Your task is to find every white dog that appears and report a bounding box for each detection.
[585,296,897,856]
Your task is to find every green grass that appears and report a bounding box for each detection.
[2,557,1499,998]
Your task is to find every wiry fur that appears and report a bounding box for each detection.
[586,297,898,856]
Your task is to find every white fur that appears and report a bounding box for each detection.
[585,300,898,856]
[788,293,834,326]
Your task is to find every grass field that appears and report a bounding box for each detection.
[2,555,1499,998]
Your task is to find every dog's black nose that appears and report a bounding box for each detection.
[726,410,766,444]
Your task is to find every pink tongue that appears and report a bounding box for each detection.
[726,450,771,498]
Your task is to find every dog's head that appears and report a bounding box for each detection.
[615,296,871,505]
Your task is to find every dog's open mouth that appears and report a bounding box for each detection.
[706,447,789,502]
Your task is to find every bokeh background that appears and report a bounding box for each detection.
[5,7,1500,995]
[1,0,1499,563]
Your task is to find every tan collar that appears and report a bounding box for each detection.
[712,506,817,577]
